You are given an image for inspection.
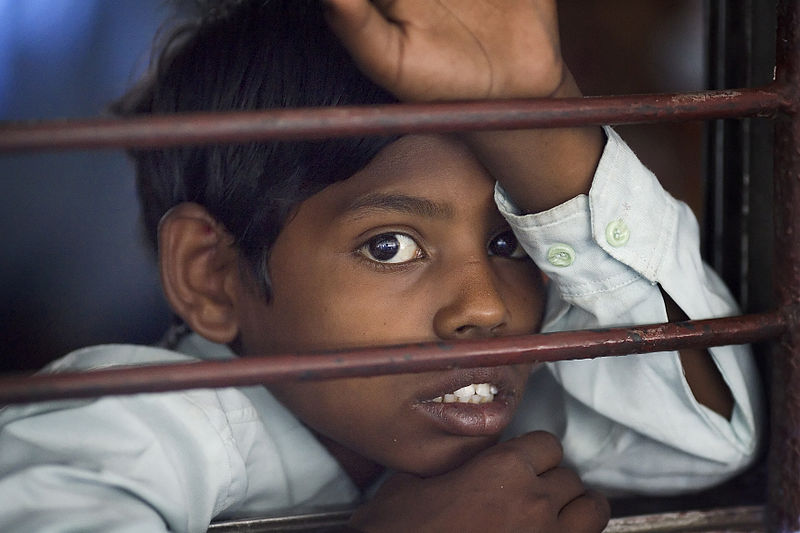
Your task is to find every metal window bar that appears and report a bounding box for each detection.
[0,0,798,531]
[0,311,787,404]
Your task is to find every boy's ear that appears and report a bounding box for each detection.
[158,203,241,344]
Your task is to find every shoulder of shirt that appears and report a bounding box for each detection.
[41,333,235,374]
[1,338,251,427]
[41,343,197,374]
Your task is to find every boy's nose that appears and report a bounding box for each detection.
[432,260,510,340]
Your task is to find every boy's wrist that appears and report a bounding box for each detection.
[456,67,603,214]
[459,124,603,214]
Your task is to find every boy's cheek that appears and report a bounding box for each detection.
[253,305,434,354]
[237,272,543,357]
[239,283,436,356]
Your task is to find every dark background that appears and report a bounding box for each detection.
[1,1,170,372]
[0,1,742,372]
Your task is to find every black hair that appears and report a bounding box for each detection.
[114,0,398,295]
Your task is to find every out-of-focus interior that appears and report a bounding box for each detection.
[0,1,765,373]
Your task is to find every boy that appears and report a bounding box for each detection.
[0,1,762,531]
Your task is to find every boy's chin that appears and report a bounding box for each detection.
[394,435,500,479]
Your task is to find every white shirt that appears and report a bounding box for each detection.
[0,128,763,532]
[499,128,762,496]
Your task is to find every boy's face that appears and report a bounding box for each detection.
[234,134,545,477]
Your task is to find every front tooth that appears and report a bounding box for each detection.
[454,384,476,398]
[437,383,497,404]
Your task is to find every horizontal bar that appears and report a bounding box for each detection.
[603,506,765,533]
[0,86,787,153]
[0,311,786,405]
[206,505,766,533]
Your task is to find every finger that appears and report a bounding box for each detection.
[558,489,611,533]
[322,0,401,85]
[322,0,373,32]
[538,465,586,508]
[497,430,563,475]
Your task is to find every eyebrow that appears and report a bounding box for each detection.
[342,192,455,221]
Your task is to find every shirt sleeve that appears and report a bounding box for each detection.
[495,127,764,496]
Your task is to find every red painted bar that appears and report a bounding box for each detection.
[207,505,767,532]
[769,1,800,531]
[0,312,785,406]
[0,87,785,152]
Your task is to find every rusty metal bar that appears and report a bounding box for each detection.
[768,1,800,531]
[603,505,765,533]
[205,505,766,533]
[0,87,786,153]
[0,311,785,406]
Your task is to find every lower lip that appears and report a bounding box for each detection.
[415,398,516,437]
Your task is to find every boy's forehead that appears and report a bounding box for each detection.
[353,134,476,181]
[312,134,497,216]
[340,192,456,222]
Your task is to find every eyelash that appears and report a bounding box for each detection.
[356,232,427,270]
[355,227,528,270]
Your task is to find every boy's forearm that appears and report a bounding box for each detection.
[460,70,604,214]
[663,289,734,419]
[477,71,734,418]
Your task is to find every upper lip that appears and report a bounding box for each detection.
[414,366,523,404]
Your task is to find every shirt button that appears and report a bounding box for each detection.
[547,244,575,267]
[605,219,630,247]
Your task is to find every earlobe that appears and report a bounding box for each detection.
[158,203,241,344]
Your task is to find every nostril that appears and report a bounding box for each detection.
[490,323,505,336]
[453,323,505,336]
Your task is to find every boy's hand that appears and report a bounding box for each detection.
[325,0,603,214]
[323,0,564,102]
[348,431,610,532]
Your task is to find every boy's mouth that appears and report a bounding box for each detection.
[413,367,526,437]
[426,382,499,404]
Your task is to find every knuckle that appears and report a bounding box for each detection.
[589,490,612,522]
[482,445,530,471]
[522,496,560,524]
[477,446,539,482]
[558,465,582,487]
[533,430,562,453]
[522,430,564,461]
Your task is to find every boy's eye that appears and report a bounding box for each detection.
[359,233,424,264]
[488,229,527,259]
